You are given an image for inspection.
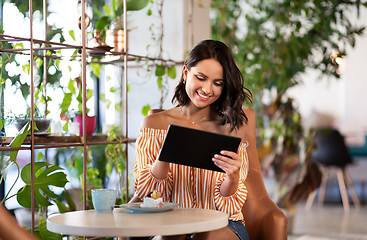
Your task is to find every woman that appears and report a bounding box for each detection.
[134,40,253,240]
[0,204,39,240]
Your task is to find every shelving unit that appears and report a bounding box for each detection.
[0,0,130,234]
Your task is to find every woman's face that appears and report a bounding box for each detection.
[184,58,224,109]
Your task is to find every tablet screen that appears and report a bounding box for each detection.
[158,125,242,172]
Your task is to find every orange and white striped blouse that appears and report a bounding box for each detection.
[134,128,249,221]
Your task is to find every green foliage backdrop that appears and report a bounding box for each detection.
[211,0,366,102]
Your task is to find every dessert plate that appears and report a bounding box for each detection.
[120,202,178,213]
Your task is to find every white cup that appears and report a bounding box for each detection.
[51,121,62,136]
[91,189,117,213]
[69,122,80,136]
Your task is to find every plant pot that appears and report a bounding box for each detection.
[106,29,126,52]
[13,118,51,133]
[73,115,96,135]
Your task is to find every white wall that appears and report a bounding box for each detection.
[287,7,367,145]
[126,0,211,140]
[125,0,211,192]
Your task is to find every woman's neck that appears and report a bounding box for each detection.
[178,105,211,125]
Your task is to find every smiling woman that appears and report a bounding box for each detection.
[132,39,262,240]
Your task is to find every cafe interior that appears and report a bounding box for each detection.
[1,0,367,239]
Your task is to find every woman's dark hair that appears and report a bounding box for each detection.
[172,39,252,132]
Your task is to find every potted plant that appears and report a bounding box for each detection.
[259,96,323,233]
[59,77,96,135]
[12,103,51,135]
[93,0,149,52]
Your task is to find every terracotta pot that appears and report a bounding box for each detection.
[73,115,96,135]
[106,29,126,52]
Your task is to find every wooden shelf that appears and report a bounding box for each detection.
[0,134,132,151]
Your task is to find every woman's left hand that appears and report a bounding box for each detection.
[212,150,241,182]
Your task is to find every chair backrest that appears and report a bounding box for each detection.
[311,128,352,168]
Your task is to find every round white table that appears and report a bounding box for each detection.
[47,207,228,237]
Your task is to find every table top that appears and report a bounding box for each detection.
[47,207,228,237]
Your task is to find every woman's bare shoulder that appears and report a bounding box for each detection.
[140,108,176,130]
[229,108,256,140]
[243,107,257,140]
[243,107,256,122]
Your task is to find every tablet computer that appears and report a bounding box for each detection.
[157,125,242,172]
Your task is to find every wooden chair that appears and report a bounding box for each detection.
[130,109,287,240]
[305,128,360,212]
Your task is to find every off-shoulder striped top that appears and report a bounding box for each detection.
[133,128,249,222]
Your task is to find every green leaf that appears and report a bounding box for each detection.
[62,120,69,132]
[76,88,82,103]
[35,58,43,69]
[64,189,77,211]
[99,94,111,109]
[69,30,75,41]
[14,42,24,49]
[17,162,68,208]
[54,199,68,214]
[90,63,101,78]
[16,187,34,207]
[115,103,121,111]
[67,78,76,94]
[115,3,124,16]
[127,0,149,11]
[155,65,165,76]
[112,0,118,15]
[96,16,112,30]
[157,77,163,89]
[55,59,60,69]
[142,104,150,116]
[22,64,30,75]
[106,161,113,175]
[35,88,40,101]
[37,152,44,161]
[103,4,112,16]
[10,121,31,162]
[40,185,59,199]
[110,87,117,93]
[70,50,79,61]
[33,120,39,132]
[21,162,48,184]
[87,89,93,101]
[167,65,177,79]
[36,219,63,240]
[99,93,106,101]
[60,93,72,114]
